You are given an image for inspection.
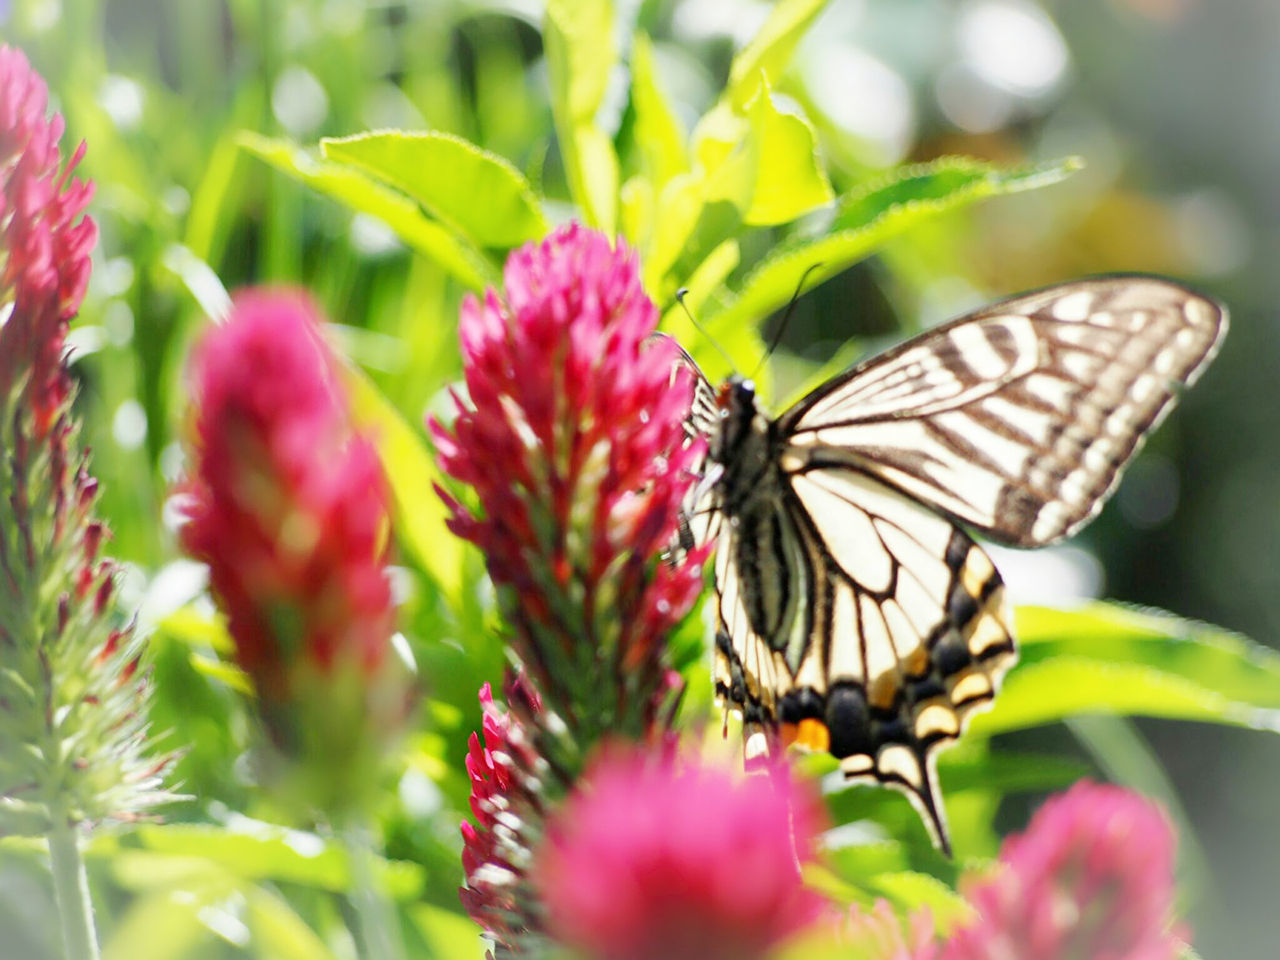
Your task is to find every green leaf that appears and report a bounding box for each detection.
[156,605,233,654]
[342,362,465,602]
[726,0,832,110]
[244,886,340,960]
[971,658,1268,737]
[864,870,974,931]
[629,33,688,188]
[239,133,497,291]
[123,823,421,898]
[187,652,252,695]
[642,172,706,295]
[409,903,489,960]
[321,131,548,249]
[545,0,614,125]
[658,239,768,388]
[742,78,833,226]
[103,884,230,960]
[1016,602,1280,710]
[544,0,619,232]
[708,156,1082,331]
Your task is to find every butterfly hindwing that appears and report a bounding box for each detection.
[713,463,1014,853]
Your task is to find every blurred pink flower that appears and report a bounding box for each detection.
[180,290,410,805]
[843,900,939,960]
[940,781,1184,960]
[535,745,827,960]
[431,223,705,742]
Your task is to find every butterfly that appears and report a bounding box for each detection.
[671,276,1227,855]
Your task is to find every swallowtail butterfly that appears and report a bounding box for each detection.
[674,277,1226,854]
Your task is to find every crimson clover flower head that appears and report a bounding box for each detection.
[432,222,706,743]
[534,744,828,960]
[180,289,410,809]
[940,781,1183,960]
[0,44,97,436]
[0,44,172,834]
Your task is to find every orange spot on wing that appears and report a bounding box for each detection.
[782,718,831,753]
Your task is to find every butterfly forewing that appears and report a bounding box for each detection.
[781,277,1227,546]
[683,276,1226,855]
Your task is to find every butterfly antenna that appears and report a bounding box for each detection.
[750,262,825,382]
[675,288,737,373]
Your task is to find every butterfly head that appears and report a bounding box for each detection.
[710,375,769,472]
[716,375,757,415]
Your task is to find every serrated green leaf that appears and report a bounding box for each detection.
[238,133,497,291]
[831,156,1082,232]
[726,0,831,110]
[545,0,619,232]
[708,156,1082,331]
[743,78,833,225]
[321,131,547,249]
[1016,602,1280,710]
[341,362,463,602]
[630,33,687,188]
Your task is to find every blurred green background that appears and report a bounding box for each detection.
[3,0,1277,957]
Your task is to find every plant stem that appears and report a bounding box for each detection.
[47,814,100,960]
[344,821,403,960]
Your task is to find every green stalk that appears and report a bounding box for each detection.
[47,813,101,960]
[343,821,404,960]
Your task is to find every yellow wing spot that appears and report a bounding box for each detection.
[877,744,924,789]
[960,546,996,597]
[914,703,960,740]
[904,645,930,677]
[840,754,875,777]
[950,669,993,704]
[966,614,1009,657]
[868,672,901,711]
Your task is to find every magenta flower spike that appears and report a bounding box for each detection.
[940,781,1185,960]
[179,289,412,814]
[459,676,551,956]
[432,223,706,748]
[1,43,173,960]
[0,42,171,837]
[534,745,827,960]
